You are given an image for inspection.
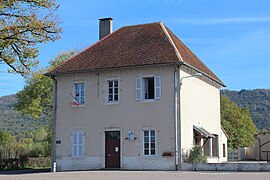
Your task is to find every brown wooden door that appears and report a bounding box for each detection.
[105,131,120,168]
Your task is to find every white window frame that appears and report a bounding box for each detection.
[72,131,84,157]
[74,82,85,106]
[136,76,161,101]
[107,79,119,103]
[143,130,156,156]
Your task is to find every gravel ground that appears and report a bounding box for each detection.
[0,170,270,180]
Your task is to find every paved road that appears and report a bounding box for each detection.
[0,171,270,180]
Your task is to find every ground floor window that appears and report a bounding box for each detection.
[212,134,219,157]
[203,139,210,156]
[223,144,226,157]
[143,130,155,156]
[203,136,219,157]
[72,131,84,157]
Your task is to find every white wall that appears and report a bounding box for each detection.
[179,70,227,163]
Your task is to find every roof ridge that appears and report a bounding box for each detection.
[159,22,183,62]
[122,21,161,28]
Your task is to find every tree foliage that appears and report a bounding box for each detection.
[15,50,77,120]
[220,95,257,151]
[0,128,51,160]
[0,0,62,76]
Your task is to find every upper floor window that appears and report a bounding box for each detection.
[74,82,85,105]
[143,77,154,99]
[107,79,119,103]
[136,76,161,101]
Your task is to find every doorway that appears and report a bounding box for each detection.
[105,131,120,168]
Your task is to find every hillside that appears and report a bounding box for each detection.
[0,94,48,135]
[221,89,270,130]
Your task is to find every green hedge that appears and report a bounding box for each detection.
[0,157,51,170]
[0,158,26,170]
[26,157,51,168]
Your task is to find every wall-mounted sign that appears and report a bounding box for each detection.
[128,131,135,141]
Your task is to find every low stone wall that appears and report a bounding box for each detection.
[182,163,270,172]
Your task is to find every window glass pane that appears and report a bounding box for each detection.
[109,88,113,94]
[145,149,149,155]
[109,95,113,101]
[114,88,118,94]
[144,143,149,148]
[109,81,113,87]
[144,131,149,137]
[144,136,149,142]
[114,95,118,101]
[114,81,118,87]
[151,149,155,155]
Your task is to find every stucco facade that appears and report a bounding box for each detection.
[55,66,176,171]
[53,65,227,171]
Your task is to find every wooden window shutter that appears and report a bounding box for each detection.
[155,76,161,100]
[136,77,142,100]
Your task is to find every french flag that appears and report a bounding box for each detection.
[73,98,79,106]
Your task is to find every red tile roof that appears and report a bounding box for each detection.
[46,22,223,85]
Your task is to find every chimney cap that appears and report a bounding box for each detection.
[99,17,113,21]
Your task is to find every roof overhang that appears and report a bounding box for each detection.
[193,125,215,138]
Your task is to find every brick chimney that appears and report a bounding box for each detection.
[99,17,113,40]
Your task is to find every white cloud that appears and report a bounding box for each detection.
[173,17,270,25]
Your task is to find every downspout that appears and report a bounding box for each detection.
[174,64,179,170]
[174,63,182,170]
[50,75,57,171]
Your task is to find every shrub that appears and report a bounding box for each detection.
[26,157,51,168]
[0,158,26,170]
[187,146,207,164]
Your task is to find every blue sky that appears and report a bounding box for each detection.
[1,0,270,96]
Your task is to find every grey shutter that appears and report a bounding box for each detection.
[136,77,142,100]
[155,76,161,100]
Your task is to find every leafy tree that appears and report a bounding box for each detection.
[0,0,62,76]
[15,50,77,120]
[220,95,257,151]
[0,131,16,158]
